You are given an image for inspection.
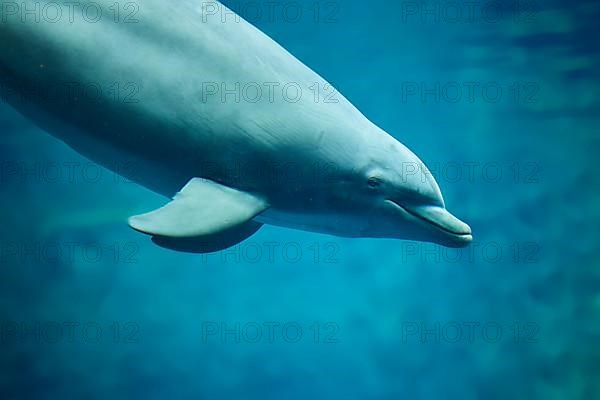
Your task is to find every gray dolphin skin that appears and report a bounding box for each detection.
[0,0,472,252]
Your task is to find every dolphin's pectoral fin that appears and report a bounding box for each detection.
[128,178,269,252]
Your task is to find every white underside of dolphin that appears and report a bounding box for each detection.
[0,0,472,253]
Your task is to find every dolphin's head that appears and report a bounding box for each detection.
[346,129,472,248]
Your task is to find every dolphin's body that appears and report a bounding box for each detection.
[0,0,472,252]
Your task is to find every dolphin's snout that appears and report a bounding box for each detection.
[400,204,473,247]
[408,205,471,235]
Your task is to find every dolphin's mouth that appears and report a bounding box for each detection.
[385,200,473,244]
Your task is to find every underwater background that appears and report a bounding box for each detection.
[1,0,599,398]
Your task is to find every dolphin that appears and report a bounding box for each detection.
[0,0,472,252]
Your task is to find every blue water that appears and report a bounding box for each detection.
[1,0,598,399]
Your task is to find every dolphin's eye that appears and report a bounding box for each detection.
[367,176,383,189]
